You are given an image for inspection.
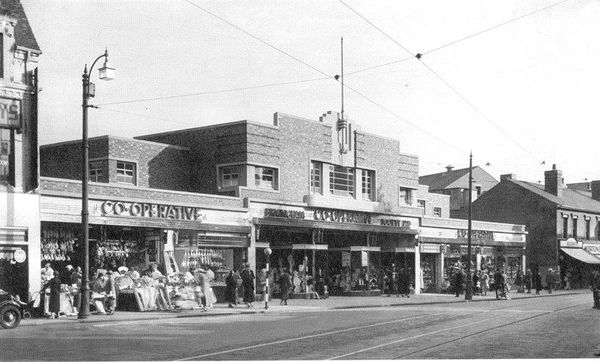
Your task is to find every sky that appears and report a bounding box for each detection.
[21,0,600,184]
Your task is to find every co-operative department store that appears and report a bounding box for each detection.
[36,112,527,297]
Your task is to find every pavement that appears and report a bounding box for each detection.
[18,288,591,327]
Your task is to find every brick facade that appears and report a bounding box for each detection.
[41,136,192,192]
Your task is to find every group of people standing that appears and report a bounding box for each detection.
[224,263,295,308]
[382,264,411,298]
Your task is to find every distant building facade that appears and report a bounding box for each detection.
[419,165,498,218]
[0,0,41,299]
[40,111,526,297]
[472,165,600,287]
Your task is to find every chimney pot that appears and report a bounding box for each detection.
[591,180,600,201]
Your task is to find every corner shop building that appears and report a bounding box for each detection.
[40,111,526,295]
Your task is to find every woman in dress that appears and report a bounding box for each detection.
[41,271,61,319]
[225,270,237,308]
[278,269,292,305]
[241,263,255,308]
[480,270,490,296]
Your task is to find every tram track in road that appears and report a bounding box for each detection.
[326,299,590,360]
[175,312,447,361]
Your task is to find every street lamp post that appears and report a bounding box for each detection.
[79,50,115,320]
[465,152,473,301]
[264,248,272,310]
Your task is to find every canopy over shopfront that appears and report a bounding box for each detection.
[560,247,600,264]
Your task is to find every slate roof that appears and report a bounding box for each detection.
[419,167,471,190]
[0,0,40,52]
[509,179,600,213]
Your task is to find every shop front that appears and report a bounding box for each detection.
[419,217,527,293]
[40,191,250,311]
[249,200,419,297]
[558,238,600,289]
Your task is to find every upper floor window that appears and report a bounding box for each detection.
[310,161,322,194]
[476,186,482,197]
[417,199,426,214]
[433,207,442,217]
[0,129,10,184]
[562,216,568,239]
[361,170,374,201]
[572,216,578,238]
[89,161,103,183]
[399,187,413,206]
[255,166,278,190]
[0,34,3,79]
[219,165,240,189]
[586,218,591,240]
[329,164,354,198]
[116,161,136,185]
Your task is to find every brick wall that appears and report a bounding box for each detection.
[41,136,191,192]
[40,177,243,208]
[472,180,556,268]
[40,137,109,180]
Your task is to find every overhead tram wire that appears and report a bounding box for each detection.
[181,0,470,157]
[422,0,569,56]
[96,0,569,108]
[337,0,549,165]
[97,77,330,106]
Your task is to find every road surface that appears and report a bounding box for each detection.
[1,293,598,360]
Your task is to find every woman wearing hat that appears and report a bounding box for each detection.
[240,263,255,308]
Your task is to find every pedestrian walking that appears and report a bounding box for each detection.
[590,269,600,309]
[534,270,543,295]
[400,268,411,298]
[515,269,524,293]
[546,268,555,294]
[257,268,267,302]
[225,270,237,308]
[105,270,116,315]
[241,263,255,308]
[494,269,504,299]
[41,271,61,319]
[472,271,480,296]
[388,264,399,297]
[278,269,292,305]
[564,271,572,290]
[524,269,533,294]
[454,267,464,297]
[481,270,490,296]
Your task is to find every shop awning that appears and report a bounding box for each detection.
[330,246,381,252]
[561,247,600,264]
[292,244,328,251]
[381,247,415,253]
[254,218,418,235]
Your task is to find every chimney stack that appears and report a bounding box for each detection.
[591,180,600,201]
[445,165,454,173]
[500,174,516,181]
[544,164,563,197]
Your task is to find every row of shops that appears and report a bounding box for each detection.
[0,178,528,303]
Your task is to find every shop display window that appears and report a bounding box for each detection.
[0,129,11,184]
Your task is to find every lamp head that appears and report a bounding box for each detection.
[98,58,115,80]
[264,247,272,256]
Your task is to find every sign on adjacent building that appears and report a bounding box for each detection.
[0,98,21,129]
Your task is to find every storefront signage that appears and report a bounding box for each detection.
[13,248,26,263]
[313,209,371,224]
[380,218,411,228]
[361,250,368,266]
[264,208,305,219]
[101,201,204,221]
[560,238,583,248]
[0,98,21,129]
[457,229,493,241]
[342,251,351,267]
[585,245,600,254]
[420,243,440,253]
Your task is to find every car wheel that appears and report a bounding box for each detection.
[0,305,21,329]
